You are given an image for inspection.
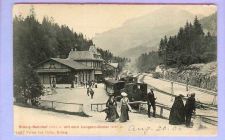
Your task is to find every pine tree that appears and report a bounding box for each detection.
[158,16,216,67]
[13,7,97,105]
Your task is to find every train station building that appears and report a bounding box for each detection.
[34,46,103,86]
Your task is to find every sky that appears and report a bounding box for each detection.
[13,4,217,38]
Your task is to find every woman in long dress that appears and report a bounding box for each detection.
[106,95,119,122]
[119,92,132,122]
[169,94,185,125]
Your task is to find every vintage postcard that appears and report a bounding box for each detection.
[13,4,217,136]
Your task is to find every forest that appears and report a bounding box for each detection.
[13,8,127,104]
[136,16,216,72]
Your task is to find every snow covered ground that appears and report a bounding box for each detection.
[40,84,108,113]
[14,83,217,136]
[14,105,217,136]
[142,74,217,105]
[139,74,217,123]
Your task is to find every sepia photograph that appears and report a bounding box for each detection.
[13,4,217,136]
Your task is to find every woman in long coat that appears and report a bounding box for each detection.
[169,95,185,125]
[119,92,132,122]
[106,95,119,122]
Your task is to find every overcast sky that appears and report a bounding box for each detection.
[13,4,217,38]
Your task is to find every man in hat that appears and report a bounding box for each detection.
[146,88,156,118]
[184,93,196,127]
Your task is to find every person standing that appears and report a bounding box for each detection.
[106,95,119,122]
[146,88,156,117]
[184,93,196,127]
[52,79,56,88]
[86,87,90,96]
[119,92,132,122]
[90,88,94,99]
[169,94,185,125]
[88,80,92,88]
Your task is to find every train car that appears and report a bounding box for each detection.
[104,77,147,104]
[120,76,137,83]
[104,79,125,97]
[121,82,147,102]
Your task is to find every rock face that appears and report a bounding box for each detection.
[157,62,217,91]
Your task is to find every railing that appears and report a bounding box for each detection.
[195,115,218,126]
[39,99,84,113]
[140,74,217,107]
[129,101,171,119]
[90,101,170,118]
[91,103,106,112]
[146,84,217,110]
[90,101,217,126]
[155,76,217,95]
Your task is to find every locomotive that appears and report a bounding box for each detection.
[104,76,147,103]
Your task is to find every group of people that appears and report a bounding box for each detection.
[146,87,196,128]
[103,88,196,127]
[104,92,132,122]
[104,89,156,122]
[169,93,196,127]
[82,80,97,88]
[85,80,97,99]
[87,87,95,99]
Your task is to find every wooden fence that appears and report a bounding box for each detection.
[91,101,170,117]
[39,99,84,113]
[91,101,217,126]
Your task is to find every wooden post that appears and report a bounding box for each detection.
[51,101,54,110]
[171,82,174,94]
[212,95,216,105]
[186,78,189,91]
[79,104,83,112]
[138,103,141,112]
[171,82,174,102]
[91,104,92,111]
[97,104,99,112]
[160,107,163,117]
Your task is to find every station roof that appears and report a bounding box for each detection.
[68,50,103,61]
[35,58,93,70]
[51,58,93,70]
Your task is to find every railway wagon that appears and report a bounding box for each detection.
[121,83,147,101]
[104,79,125,97]
[120,76,138,83]
[104,78,147,103]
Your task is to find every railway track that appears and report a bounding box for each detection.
[138,74,218,126]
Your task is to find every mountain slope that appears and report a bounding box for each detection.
[200,12,217,36]
[93,7,196,56]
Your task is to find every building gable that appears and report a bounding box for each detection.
[35,59,72,73]
[35,58,93,73]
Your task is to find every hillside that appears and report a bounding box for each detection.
[164,62,217,91]
[93,7,196,56]
[200,12,217,36]
[120,45,158,58]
